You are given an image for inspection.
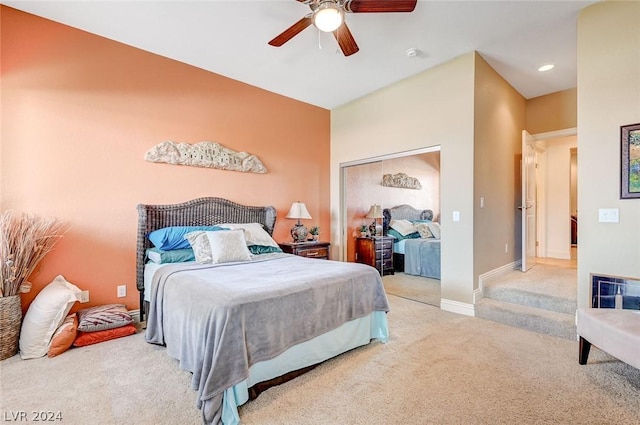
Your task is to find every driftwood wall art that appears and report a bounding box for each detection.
[382,173,422,190]
[145,141,267,174]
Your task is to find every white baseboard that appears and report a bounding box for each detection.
[473,288,483,303]
[546,251,571,260]
[477,260,522,301]
[440,298,475,317]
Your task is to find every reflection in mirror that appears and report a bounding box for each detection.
[342,147,441,306]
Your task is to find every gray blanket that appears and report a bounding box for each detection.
[145,253,389,424]
[404,238,441,279]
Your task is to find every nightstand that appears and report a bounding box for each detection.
[279,241,330,260]
[355,236,394,276]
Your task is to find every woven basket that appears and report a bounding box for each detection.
[0,295,22,360]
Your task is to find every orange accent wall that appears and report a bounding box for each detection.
[1,6,330,313]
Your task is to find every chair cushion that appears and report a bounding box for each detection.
[577,308,640,370]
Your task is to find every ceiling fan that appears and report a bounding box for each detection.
[268,0,418,57]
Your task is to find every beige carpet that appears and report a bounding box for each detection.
[382,273,440,306]
[2,295,639,425]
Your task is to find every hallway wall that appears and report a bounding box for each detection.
[543,136,577,259]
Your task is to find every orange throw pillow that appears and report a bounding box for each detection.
[48,314,78,358]
[73,324,137,347]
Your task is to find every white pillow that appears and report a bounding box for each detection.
[19,275,82,359]
[426,221,441,239]
[413,222,434,238]
[206,229,252,264]
[389,219,417,236]
[219,223,278,248]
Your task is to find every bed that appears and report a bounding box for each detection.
[136,197,390,425]
[383,204,441,279]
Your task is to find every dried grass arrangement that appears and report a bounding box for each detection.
[0,211,67,297]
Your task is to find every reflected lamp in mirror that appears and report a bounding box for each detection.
[286,202,312,242]
[366,204,383,237]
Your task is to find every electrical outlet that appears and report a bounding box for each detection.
[80,290,89,303]
[505,243,509,253]
[117,285,126,298]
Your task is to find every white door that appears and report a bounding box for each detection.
[521,130,537,272]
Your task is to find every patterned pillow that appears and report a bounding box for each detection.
[77,304,133,332]
[426,221,441,239]
[413,222,434,238]
[205,229,252,264]
[184,231,212,263]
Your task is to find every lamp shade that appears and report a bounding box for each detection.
[286,202,312,220]
[365,204,383,219]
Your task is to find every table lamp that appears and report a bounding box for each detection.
[366,204,383,237]
[286,202,312,242]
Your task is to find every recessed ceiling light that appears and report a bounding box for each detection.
[538,64,555,72]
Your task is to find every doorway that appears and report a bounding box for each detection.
[533,130,578,263]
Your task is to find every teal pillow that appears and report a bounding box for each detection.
[148,225,226,250]
[387,228,420,241]
[146,248,195,264]
[248,245,283,255]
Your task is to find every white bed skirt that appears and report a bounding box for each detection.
[221,311,389,424]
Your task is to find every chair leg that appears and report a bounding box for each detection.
[579,336,591,365]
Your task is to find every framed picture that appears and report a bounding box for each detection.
[621,123,640,199]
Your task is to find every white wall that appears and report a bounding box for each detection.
[577,1,640,308]
[544,136,577,259]
[331,53,476,308]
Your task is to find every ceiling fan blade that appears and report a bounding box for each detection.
[268,16,313,47]
[345,0,417,13]
[333,23,359,56]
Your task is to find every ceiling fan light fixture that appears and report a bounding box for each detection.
[313,2,344,32]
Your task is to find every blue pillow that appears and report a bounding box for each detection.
[248,245,283,255]
[148,226,226,250]
[146,248,195,264]
[387,228,420,241]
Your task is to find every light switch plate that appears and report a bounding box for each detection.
[598,208,619,223]
[453,211,460,222]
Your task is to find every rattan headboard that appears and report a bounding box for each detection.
[136,197,277,316]
[383,204,434,235]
